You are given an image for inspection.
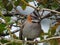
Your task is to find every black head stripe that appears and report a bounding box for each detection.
[33,10,38,17]
[30,15,38,19]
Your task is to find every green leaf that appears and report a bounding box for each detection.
[38,0,59,9]
[14,0,20,6]
[16,0,27,10]
[0,0,4,8]
[6,3,13,11]
[21,4,26,10]
[0,23,6,33]
[40,36,44,40]
[5,17,11,22]
[48,28,56,37]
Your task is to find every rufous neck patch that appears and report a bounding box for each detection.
[27,15,32,23]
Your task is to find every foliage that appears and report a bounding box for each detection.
[49,39,58,45]
[38,0,59,9]
[0,38,9,44]
[2,0,13,11]
[5,17,11,22]
[0,23,6,33]
[48,23,59,37]
[7,42,22,45]
[0,0,60,45]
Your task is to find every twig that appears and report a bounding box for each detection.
[42,8,60,14]
[0,29,20,36]
[55,0,60,4]
[9,0,16,9]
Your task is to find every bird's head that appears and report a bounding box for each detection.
[27,14,40,23]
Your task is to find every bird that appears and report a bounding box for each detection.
[19,10,44,45]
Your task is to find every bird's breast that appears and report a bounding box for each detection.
[22,21,41,40]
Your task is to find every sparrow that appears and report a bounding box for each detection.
[19,10,44,45]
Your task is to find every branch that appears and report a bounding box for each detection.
[40,11,57,20]
[21,0,39,10]
[21,0,60,15]
[4,42,12,45]
[42,8,60,14]
[3,13,13,17]
[2,13,23,17]
[9,0,16,9]
[2,36,60,44]
[0,11,13,38]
